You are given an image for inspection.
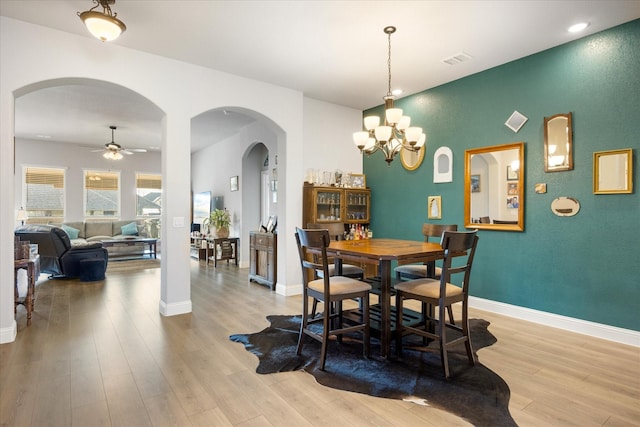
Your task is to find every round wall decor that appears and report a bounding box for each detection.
[551,197,580,217]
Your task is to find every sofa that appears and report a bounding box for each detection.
[49,219,160,256]
[15,224,109,280]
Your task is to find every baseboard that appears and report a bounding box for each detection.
[276,282,303,296]
[469,296,640,347]
[0,320,17,344]
[159,299,192,316]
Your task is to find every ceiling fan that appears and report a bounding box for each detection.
[93,125,147,160]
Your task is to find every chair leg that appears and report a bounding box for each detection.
[320,300,331,371]
[447,305,455,325]
[363,293,370,358]
[395,292,404,356]
[297,294,310,355]
[461,301,475,366]
[439,303,450,378]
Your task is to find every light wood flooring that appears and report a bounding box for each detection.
[2,260,639,426]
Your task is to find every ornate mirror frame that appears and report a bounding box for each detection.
[593,148,633,194]
[544,112,573,172]
[464,142,525,231]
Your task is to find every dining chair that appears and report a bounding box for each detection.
[306,223,364,279]
[394,230,479,378]
[295,228,371,370]
[395,223,457,281]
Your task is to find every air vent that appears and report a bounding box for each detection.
[442,52,472,65]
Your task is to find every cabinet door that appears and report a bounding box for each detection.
[345,190,370,223]
[313,188,343,223]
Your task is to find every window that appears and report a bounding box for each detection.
[84,170,120,218]
[23,166,66,221]
[136,173,162,217]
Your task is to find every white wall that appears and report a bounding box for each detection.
[15,139,161,221]
[0,17,363,343]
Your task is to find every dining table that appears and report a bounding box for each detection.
[326,238,445,358]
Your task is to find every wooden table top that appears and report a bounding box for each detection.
[327,238,443,263]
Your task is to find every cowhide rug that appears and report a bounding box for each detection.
[230,315,516,427]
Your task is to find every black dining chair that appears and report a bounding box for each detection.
[394,230,479,378]
[295,227,371,370]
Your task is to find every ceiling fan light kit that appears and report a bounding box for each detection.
[78,0,126,42]
[95,125,146,160]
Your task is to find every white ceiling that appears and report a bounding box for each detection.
[3,0,639,153]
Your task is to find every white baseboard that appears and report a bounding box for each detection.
[0,320,17,344]
[469,296,640,347]
[159,299,192,316]
[276,282,303,296]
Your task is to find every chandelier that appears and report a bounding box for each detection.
[78,0,126,42]
[353,26,425,165]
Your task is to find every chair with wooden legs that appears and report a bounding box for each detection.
[295,227,371,370]
[394,230,479,378]
[395,223,458,281]
[395,223,458,323]
[306,222,364,279]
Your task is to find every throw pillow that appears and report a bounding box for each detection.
[121,221,139,236]
[61,224,80,239]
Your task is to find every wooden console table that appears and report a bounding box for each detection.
[14,255,40,326]
[207,237,239,267]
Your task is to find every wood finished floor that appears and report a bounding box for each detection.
[2,260,639,426]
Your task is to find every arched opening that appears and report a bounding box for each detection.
[190,107,280,271]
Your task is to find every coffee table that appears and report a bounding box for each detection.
[101,238,157,259]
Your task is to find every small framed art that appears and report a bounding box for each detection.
[230,175,239,192]
[471,175,480,192]
[427,196,442,219]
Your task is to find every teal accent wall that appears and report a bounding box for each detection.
[364,20,640,331]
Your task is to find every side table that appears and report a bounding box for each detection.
[207,237,239,267]
[14,255,40,326]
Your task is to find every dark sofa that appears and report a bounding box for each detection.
[15,224,109,279]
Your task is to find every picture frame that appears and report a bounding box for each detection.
[230,175,239,192]
[427,196,442,219]
[504,110,528,133]
[507,165,519,181]
[265,215,277,233]
[350,173,366,188]
[507,195,519,209]
[507,182,518,195]
[535,183,547,194]
[471,174,480,192]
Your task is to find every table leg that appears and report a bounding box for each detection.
[379,260,392,358]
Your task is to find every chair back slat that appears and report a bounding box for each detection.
[422,223,458,243]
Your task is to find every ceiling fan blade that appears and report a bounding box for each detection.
[128,148,147,153]
[90,149,104,152]
[121,150,135,155]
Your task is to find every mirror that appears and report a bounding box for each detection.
[400,146,425,171]
[464,142,525,231]
[593,148,633,194]
[433,146,453,183]
[544,112,573,172]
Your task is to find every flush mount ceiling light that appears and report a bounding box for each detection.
[353,26,425,165]
[78,0,126,42]
[568,22,589,33]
